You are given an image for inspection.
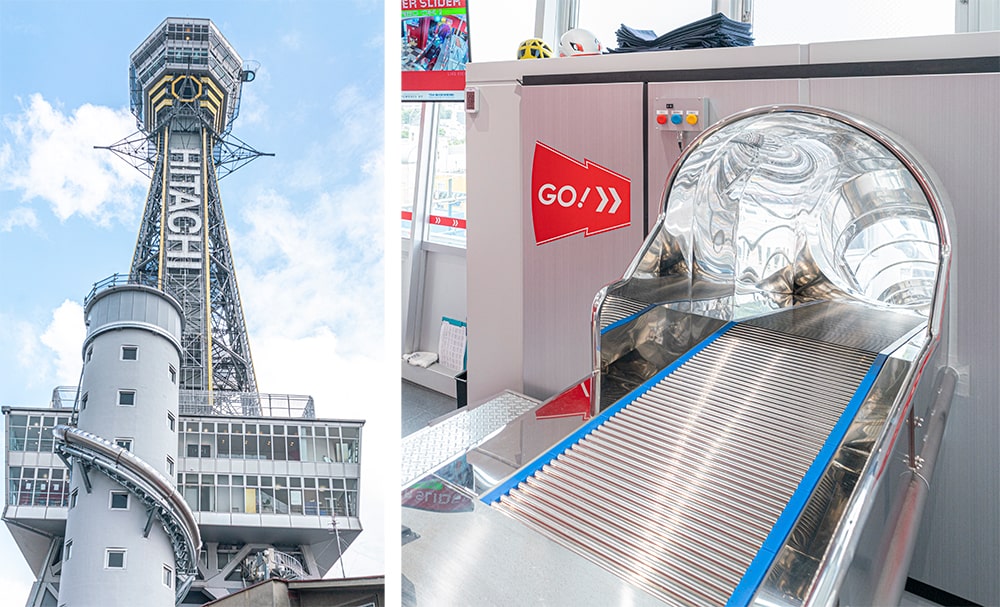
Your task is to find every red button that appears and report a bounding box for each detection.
[656,114,667,125]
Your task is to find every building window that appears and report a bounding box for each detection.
[64,540,72,561]
[86,347,93,362]
[169,365,177,384]
[167,456,175,477]
[7,466,70,507]
[115,438,133,452]
[80,393,88,411]
[118,390,136,406]
[105,548,127,569]
[110,491,129,510]
[162,564,173,588]
[121,346,138,361]
[69,489,78,509]
[168,412,176,432]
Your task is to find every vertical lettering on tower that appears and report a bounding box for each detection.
[165,147,203,269]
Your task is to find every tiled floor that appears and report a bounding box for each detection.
[401,379,456,437]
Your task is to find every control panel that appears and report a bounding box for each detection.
[653,97,710,133]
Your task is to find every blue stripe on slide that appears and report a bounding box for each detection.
[726,352,889,606]
[481,321,736,505]
[600,303,660,334]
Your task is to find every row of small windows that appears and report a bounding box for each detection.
[7,467,68,507]
[63,540,172,584]
[178,473,359,517]
[85,344,178,383]
[7,415,72,452]
[7,410,177,458]
[179,422,360,464]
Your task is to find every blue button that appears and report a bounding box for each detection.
[670,113,683,125]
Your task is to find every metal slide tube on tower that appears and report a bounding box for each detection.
[57,284,190,607]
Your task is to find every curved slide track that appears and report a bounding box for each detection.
[53,425,201,605]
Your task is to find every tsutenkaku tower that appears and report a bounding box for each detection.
[126,17,261,393]
[4,18,364,607]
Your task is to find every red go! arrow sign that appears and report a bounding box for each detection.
[530,141,631,246]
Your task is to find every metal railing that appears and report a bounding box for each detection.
[84,272,157,305]
[179,390,315,419]
[241,548,309,583]
[48,386,314,419]
[50,386,79,409]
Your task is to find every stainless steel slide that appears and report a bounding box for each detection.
[403,105,956,607]
[488,106,956,605]
[487,303,922,606]
[53,425,201,604]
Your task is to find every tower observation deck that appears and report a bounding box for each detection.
[129,17,257,394]
[3,18,363,607]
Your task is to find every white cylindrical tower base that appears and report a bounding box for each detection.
[59,284,184,607]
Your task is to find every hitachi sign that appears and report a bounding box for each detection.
[165,148,203,269]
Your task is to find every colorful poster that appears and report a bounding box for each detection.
[401,0,471,101]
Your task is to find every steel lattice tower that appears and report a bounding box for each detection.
[124,18,265,393]
[4,19,364,607]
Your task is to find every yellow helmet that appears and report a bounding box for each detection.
[517,38,553,60]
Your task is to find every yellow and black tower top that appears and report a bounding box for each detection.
[129,17,251,136]
[123,18,265,395]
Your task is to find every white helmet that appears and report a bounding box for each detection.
[559,28,602,57]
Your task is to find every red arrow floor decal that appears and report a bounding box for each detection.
[535,378,592,421]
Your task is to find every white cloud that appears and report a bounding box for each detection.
[40,300,86,386]
[284,86,383,192]
[0,94,146,225]
[233,145,387,578]
[236,82,268,126]
[4,301,84,393]
[235,156,384,355]
[0,206,38,231]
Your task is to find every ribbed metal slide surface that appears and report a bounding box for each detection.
[493,323,878,606]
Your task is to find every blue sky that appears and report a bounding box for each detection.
[0,0,388,599]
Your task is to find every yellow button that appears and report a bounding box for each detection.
[685,113,699,125]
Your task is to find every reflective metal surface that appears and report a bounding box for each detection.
[402,499,668,607]
[593,105,953,415]
[401,391,538,487]
[494,320,880,606]
[403,106,955,606]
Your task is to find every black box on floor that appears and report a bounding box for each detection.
[456,371,468,408]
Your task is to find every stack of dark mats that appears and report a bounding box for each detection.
[612,12,753,53]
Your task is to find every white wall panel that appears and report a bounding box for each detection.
[417,249,468,354]
[810,73,1000,606]
[465,81,526,404]
[520,83,646,398]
